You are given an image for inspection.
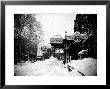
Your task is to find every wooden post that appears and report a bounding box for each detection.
[52,46,55,57]
[65,44,68,64]
[54,47,55,57]
[70,56,71,62]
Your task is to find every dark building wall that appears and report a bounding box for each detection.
[74,14,97,36]
[74,14,97,59]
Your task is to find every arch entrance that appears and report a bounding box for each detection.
[50,32,88,64]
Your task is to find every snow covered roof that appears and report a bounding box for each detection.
[78,50,88,54]
[66,31,81,36]
[50,35,63,44]
[51,35,63,39]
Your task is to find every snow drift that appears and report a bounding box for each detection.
[67,58,97,76]
[14,57,97,76]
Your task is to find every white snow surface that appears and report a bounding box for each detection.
[14,57,97,76]
[67,58,97,76]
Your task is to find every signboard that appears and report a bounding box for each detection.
[66,35,82,42]
[50,38,63,44]
[66,32,88,42]
[66,36,75,40]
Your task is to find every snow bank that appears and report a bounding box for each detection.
[14,57,70,76]
[67,58,97,76]
[14,57,96,76]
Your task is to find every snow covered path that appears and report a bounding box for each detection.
[14,57,97,76]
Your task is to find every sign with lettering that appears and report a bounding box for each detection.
[66,32,88,42]
[66,36,75,40]
[50,38,63,44]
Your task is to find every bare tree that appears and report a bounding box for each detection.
[14,14,44,64]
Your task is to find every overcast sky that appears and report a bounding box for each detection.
[35,14,76,44]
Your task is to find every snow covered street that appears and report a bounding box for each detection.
[14,57,97,76]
